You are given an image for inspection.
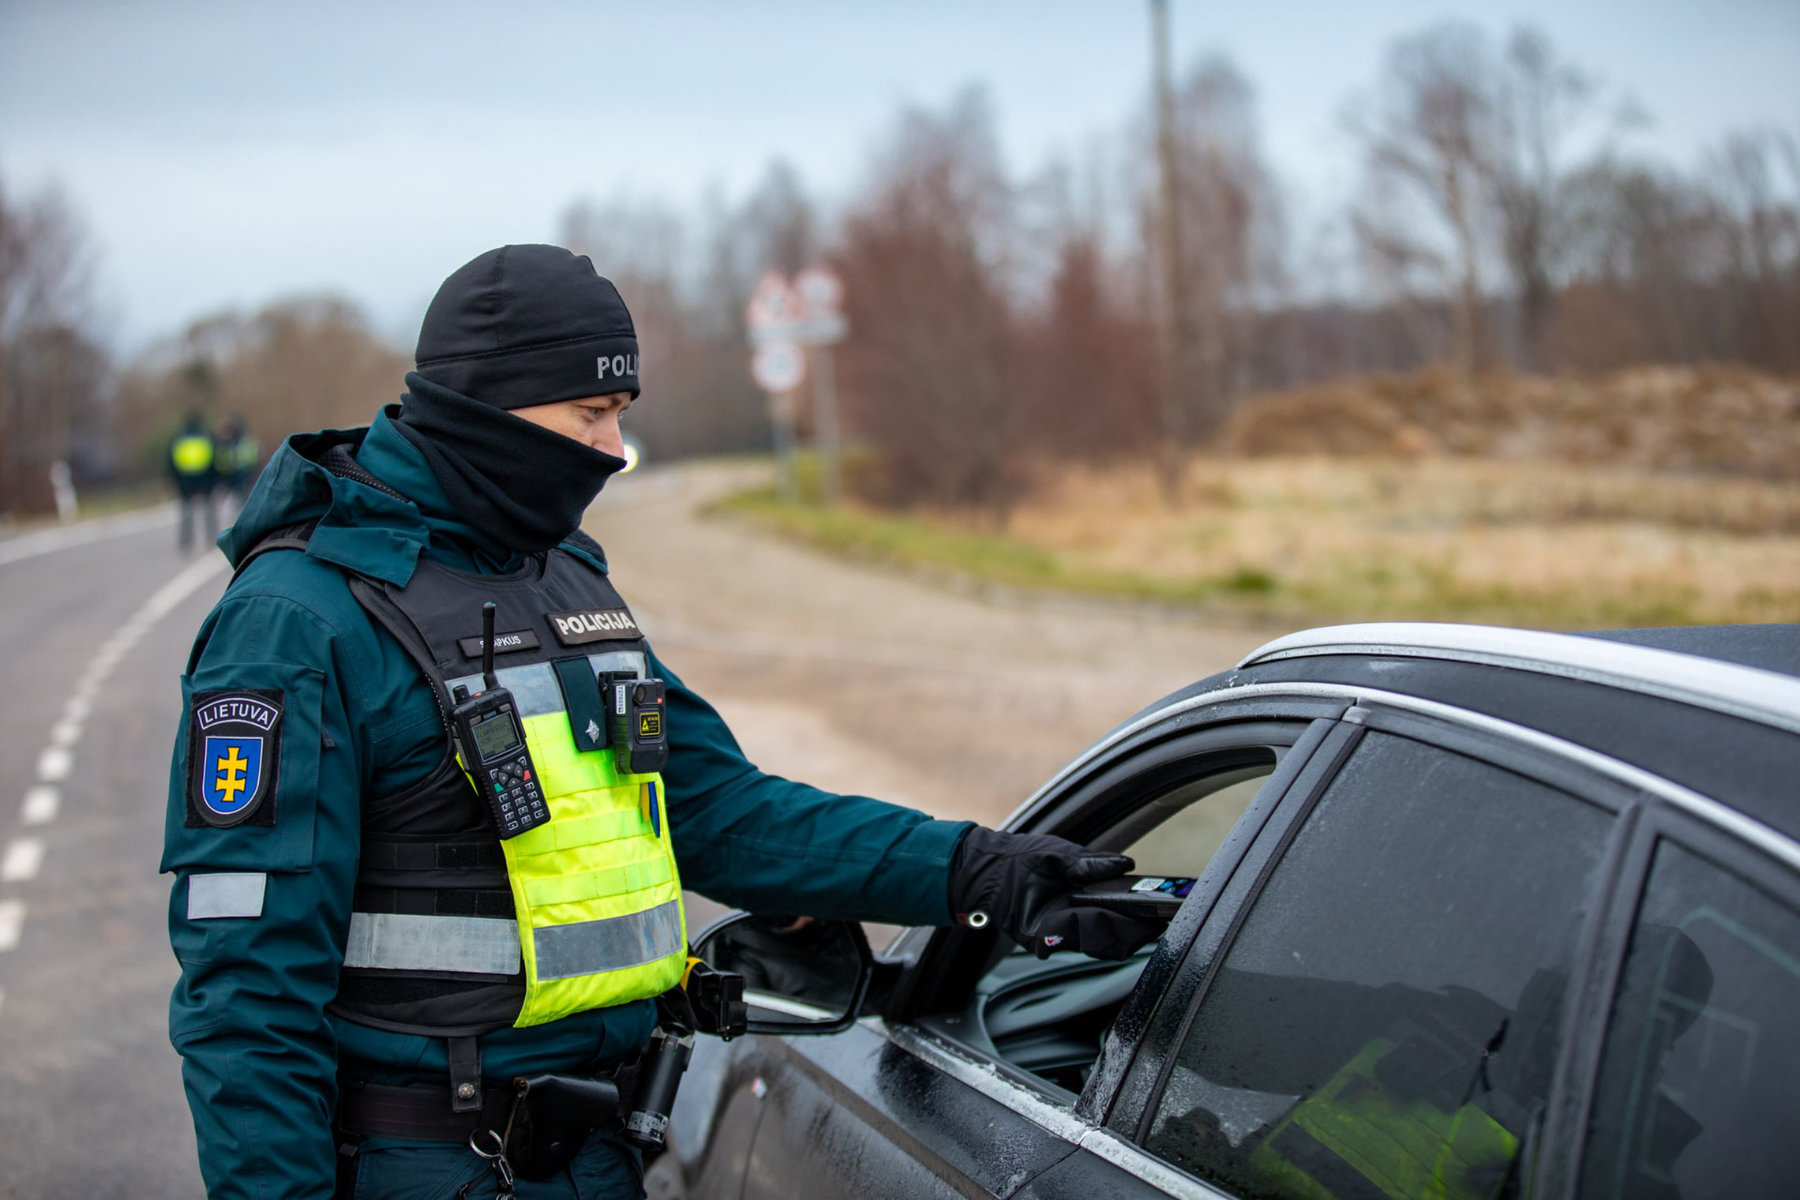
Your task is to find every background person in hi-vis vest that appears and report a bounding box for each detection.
[168,411,219,551]
[163,244,1161,1200]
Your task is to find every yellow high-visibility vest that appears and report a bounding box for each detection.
[171,434,214,475]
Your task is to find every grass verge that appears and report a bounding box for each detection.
[712,456,1800,629]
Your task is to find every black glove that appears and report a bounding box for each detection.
[948,827,1164,960]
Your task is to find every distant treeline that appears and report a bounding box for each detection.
[2,19,1795,516]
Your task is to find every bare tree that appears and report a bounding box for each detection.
[1347,22,1500,377]
[1552,129,1800,372]
[1710,129,1800,370]
[838,87,1028,519]
[115,297,408,478]
[1490,27,1604,369]
[1166,57,1284,437]
[0,178,109,515]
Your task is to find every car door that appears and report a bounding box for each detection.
[699,706,1341,1200]
[1019,709,1636,1199]
[1569,807,1800,1200]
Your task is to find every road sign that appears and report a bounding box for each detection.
[751,340,807,393]
[746,273,802,331]
[793,266,844,317]
[746,266,848,348]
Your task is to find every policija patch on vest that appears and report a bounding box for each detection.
[547,607,639,646]
[186,690,283,828]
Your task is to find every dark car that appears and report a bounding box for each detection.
[649,622,1800,1200]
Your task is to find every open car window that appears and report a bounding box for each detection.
[1112,768,1273,879]
[929,743,1287,1099]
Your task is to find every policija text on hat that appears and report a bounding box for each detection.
[162,245,1160,1200]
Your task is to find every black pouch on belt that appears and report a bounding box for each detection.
[506,1073,623,1181]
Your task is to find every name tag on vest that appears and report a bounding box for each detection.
[457,629,542,660]
[548,608,640,645]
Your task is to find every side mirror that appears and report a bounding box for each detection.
[692,913,874,1035]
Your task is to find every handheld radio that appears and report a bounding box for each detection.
[450,602,551,838]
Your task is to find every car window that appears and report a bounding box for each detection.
[1118,768,1271,878]
[1143,731,1612,1199]
[958,751,1281,1096]
[1579,840,1800,1200]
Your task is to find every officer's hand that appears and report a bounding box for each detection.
[948,827,1164,960]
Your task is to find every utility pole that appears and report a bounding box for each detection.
[811,344,842,505]
[1151,0,1190,505]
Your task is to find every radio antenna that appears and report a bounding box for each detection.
[481,601,499,692]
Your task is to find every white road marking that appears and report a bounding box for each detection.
[0,549,229,1005]
[0,504,175,567]
[36,747,71,782]
[22,787,58,825]
[1,839,43,883]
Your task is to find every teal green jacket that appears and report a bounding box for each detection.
[163,409,970,1199]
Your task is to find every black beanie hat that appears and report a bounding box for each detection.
[414,244,640,408]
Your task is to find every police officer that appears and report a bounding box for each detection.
[168,411,218,550]
[214,412,261,510]
[164,245,1158,1200]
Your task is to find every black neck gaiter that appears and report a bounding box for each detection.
[394,373,626,555]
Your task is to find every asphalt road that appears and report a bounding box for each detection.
[0,504,225,1197]
[0,463,1279,1196]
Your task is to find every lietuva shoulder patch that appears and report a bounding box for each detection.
[186,690,284,828]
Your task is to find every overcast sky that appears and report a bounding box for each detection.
[3,0,1796,354]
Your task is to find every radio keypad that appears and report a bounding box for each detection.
[485,754,549,835]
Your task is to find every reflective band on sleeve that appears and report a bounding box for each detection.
[533,898,684,982]
[343,912,522,976]
[187,872,267,920]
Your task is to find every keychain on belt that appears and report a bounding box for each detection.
[463,1096,521,1200]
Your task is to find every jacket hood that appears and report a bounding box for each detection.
[217,407,609,585]
[218,413,436,586]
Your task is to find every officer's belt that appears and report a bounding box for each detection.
[336,1065,641,1144]
[337,1080,515,1143]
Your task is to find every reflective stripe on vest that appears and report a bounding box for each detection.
[345,912,522,975]
[342,897,685,982]
[172,434,214,475]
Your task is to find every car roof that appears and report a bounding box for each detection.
[1224,622,1800,846]
[1577,623,1800,680]
[1240,622,1800,735]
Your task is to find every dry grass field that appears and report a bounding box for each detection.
[724,366,1800,630]
[1007,455,1800,627]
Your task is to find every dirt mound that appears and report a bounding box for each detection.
[1219,365,1800,479]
